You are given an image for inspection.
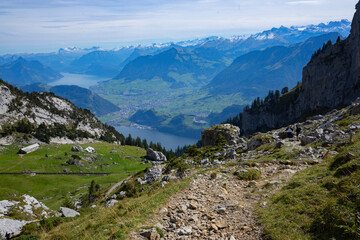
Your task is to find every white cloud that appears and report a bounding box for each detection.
[0,0,357,54]
[286,0,322,5]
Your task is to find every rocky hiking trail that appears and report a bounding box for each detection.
[132,140,312,240]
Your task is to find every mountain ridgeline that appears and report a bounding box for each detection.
[0,57,63,86]
[227,4,360,135]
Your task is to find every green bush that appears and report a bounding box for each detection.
[234,168,261,180]
[210,172,217,179]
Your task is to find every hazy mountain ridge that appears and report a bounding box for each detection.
[0,57,63,86]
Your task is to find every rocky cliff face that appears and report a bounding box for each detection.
[240,2,360,135]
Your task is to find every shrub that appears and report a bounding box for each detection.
[210,172,217,179]
[216,133,227,147]
[234,168,261,180]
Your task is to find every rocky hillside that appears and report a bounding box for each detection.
[15,96,359,240]
[0,79,121,144]
[234,3,360,135]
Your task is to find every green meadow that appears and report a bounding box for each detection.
[0,143,149,209]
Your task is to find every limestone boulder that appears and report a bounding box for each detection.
[59,207,80,217]
[71,145,83,152]
[201,124,240,147]
[146,148,167,161]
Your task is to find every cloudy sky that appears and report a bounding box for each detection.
[0,0,357,54]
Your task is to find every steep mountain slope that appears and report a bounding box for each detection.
[0,58,63,86]
[0,79,121,143]
[49,85,120,116]
[114,47,225,87]
[207,32,340,99]
[230,3,360,135]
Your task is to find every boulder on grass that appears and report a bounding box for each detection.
[146,148,167,161]
[71,145,83,152]
[59,207,80,217]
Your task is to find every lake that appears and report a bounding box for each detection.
[115,125,199,150]
[49,72,109,89]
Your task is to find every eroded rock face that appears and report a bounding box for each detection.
[201,124,240,147]
[146,148,167,161]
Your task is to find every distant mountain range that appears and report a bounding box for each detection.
[0,57,63,86]
[114,47,226,88]
[19,83,120,116]
[0,20,351,78]
[0,20,352,139]
[206,32,341,100]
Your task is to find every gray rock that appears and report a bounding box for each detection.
[217,207,226,214]
[71,145,83,152]
[84,147,95,153]
[247,139,263,151]
[0,218,32,239]
[119,191,126,198]
[200,158,209,165]
[178,226,192,235]
[301,135,317,146]
[66,159,84,167]
[140,229,160,240]
[105,199,118,208]
[144,167,162,183]
[213,159,221,165]
[59,207,80,217]
[146,148,167,161]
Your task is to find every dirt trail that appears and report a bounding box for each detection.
[133,140,312,240]
[105,176,131,198]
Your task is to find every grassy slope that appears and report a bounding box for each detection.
[36,180,189,240]
[0,143,149,209]
[258,132,360,238]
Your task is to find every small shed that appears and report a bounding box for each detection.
[18,143,40,154]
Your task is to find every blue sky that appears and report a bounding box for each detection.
[0,0,358,54]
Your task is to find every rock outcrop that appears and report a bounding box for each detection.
[59,207,80,217]
[201,124,240,147]
[0,195,55,238]
[146,148,167,162]
[239,2,360,135]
